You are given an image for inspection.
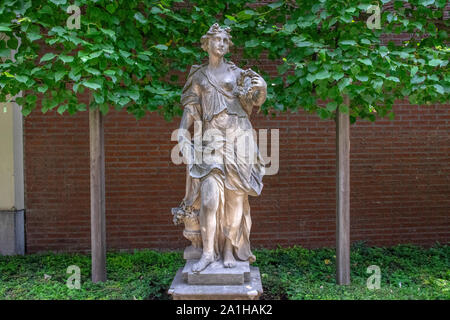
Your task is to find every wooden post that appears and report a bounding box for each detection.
[336,96,350,285]
[89,106,106,283]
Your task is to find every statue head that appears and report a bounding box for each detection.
[201,23,233,56]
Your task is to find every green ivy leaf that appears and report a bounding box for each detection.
[433,84,444,94]
[106,4,116,14]
[37,85,48,93]
[27,32,42,42]
[292,37,312,47]
[129,90,140,101]
[283,24,297,34]
[268,2,283,9]
[358,58,372,66]
[154,44,168,50]
[387,76,400,82]
[77,103,87,111]
[54,71,66,82]
[429,59,443,67]
[59,55,74,63]
[419,0,435,6]
[15,75,29,83]
[104,70,116,76]
[57,104,68,115]
[339,104,349,114]
[69,70,81,82]
[236,10,256,20]
[49,0,67,5]
[179,47,193,54]
[82,81,101,90]
[0,24,12,32]
[86,68,101,76]
[306,74,316,82]
[99,104,109,115]
[372,79,383,93]
[339,40,357,46]
[40,53,56,63]
[332,72,344,81]
[0,49,10,57]
[315,70,330,80]
[26,94,37,104]
[411,75,426,84]
[326,101,337,111]
[100,28,116,41]
[21,106,33,117]
[151,7,163,14]
[94,92,105,104]
[245,39,259,48]
[338,78,351,92]
[134,12,147,24]
[356,75,369,82]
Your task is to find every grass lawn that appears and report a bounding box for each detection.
[0,243,448,300]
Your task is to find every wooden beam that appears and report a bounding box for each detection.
[89,107,106,283]
[336,97,350,285]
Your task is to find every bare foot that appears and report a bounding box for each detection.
[192,253,214,273]
[223,249,236,268]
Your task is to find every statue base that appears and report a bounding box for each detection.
[168,259,263,300]
[183,245,202,260]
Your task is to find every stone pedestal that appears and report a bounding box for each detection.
[168,259,263,300]
[183,245,202,260]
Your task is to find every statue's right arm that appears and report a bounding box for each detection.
[178,66,202,164]
[178,106,196,165]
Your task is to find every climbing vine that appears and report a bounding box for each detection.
[0,0,448,122]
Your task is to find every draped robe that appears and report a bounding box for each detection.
[178,61,266,263]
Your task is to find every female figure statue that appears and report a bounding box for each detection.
[176,23,267,273]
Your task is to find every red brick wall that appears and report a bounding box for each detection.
[23,99,450,253]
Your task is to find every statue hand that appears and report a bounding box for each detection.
[250,76,266,89]
[248,75,267,106]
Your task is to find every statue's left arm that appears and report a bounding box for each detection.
[238,69,267,116]
[249,72,267,107]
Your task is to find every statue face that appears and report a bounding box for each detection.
[207,32,230,57]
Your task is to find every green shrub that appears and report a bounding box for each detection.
[0,244,448,300]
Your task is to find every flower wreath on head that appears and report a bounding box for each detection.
[200,23,234,52]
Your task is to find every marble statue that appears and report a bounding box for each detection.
[172,23,267,274]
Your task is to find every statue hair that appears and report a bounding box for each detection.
[200,23,234,52]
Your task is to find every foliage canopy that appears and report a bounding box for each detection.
[0,0,448,122]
